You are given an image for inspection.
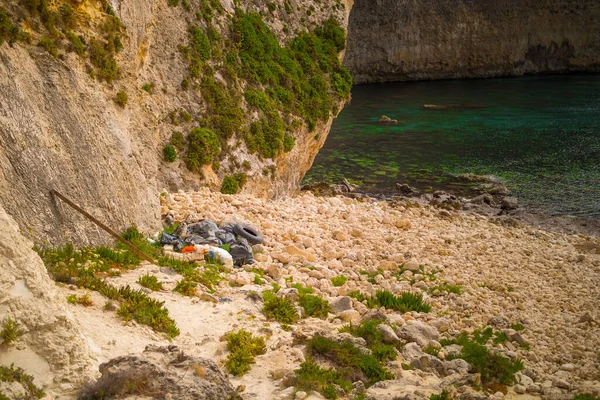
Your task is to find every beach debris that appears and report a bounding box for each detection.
[160,220,260,267]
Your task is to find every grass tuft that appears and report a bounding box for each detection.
[339,319,398,363]
[138,274,163,291]
[330,276,347,287]
[444,328,525,385]
[291,360,351,400]
[262,291,298,324]
[38,229,180,339]
[307,335,393,386]
[224,330,266,376]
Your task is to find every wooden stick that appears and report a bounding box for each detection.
[50,189,155,263]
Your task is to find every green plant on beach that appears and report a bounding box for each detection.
[307,335,393,386]
[442,328,524,385]
[224,329,266,376]
[330,275,347,287]
[66,293,93,306]
[429,283,462,296]
[349,290,431,313]
[37,228,180,339]
[339,319,399,363]
[174,279,197,297]
[291,360,352,400]
[262,290,298,324]
[138,274,163,291]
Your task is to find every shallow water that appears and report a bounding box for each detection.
[304,75,600,218]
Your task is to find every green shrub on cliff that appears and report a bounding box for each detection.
[163,145,177,162]
[221,173,248,195]
[89,38,119,82]
[38,36,58,57]
[178,10,351,162]
[0,8,20,47]
[188,26,211,77]
[0,317,23,345]
[113,90,128,107]
[170,131,186,151]
[200,75,244,139]
[185,127,220,172]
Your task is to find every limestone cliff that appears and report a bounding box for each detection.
[0,205,95,396]
[344,0,600,84]
[0,0,351,245]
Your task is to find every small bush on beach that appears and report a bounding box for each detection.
[262,291,298,324]
[138,274,163,291]
[224,329,266,376]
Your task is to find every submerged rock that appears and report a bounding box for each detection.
[379,115,399,124]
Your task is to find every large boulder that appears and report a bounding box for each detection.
[396,321,440,347]
[79,345,236,400]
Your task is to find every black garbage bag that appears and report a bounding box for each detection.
[229,237,254,267]
[220,222,236,234]
[176,220,219,238]
[189,220,219,236]
[184,235,220,246]
[160,233,185,251]
[216,229,236,245]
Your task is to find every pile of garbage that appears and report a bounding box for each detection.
[160,220,263,268]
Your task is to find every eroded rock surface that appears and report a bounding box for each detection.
[79,345,236,400]
[0,206,94,395]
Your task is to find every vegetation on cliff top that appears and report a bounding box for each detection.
[170,5,352,187]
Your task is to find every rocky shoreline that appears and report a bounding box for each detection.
[150,188,599,399]
[3,187,598,399]
[301,179,600,239]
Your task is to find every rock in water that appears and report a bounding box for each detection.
[378,115,399,124]
[79,345,236,400]
[301,181,344,197]
[396,183,419,194]
[501,197,519,210]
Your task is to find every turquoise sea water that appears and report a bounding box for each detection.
[304,75,600,218]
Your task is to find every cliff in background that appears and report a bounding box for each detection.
[344,0,600,84]
[0,0,351,245]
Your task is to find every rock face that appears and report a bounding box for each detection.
[0,0,350,245]
[79,345,236,400]
[344,0,600,84]
[0,206,94,395]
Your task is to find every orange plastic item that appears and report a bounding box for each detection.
[181,246,196,254]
